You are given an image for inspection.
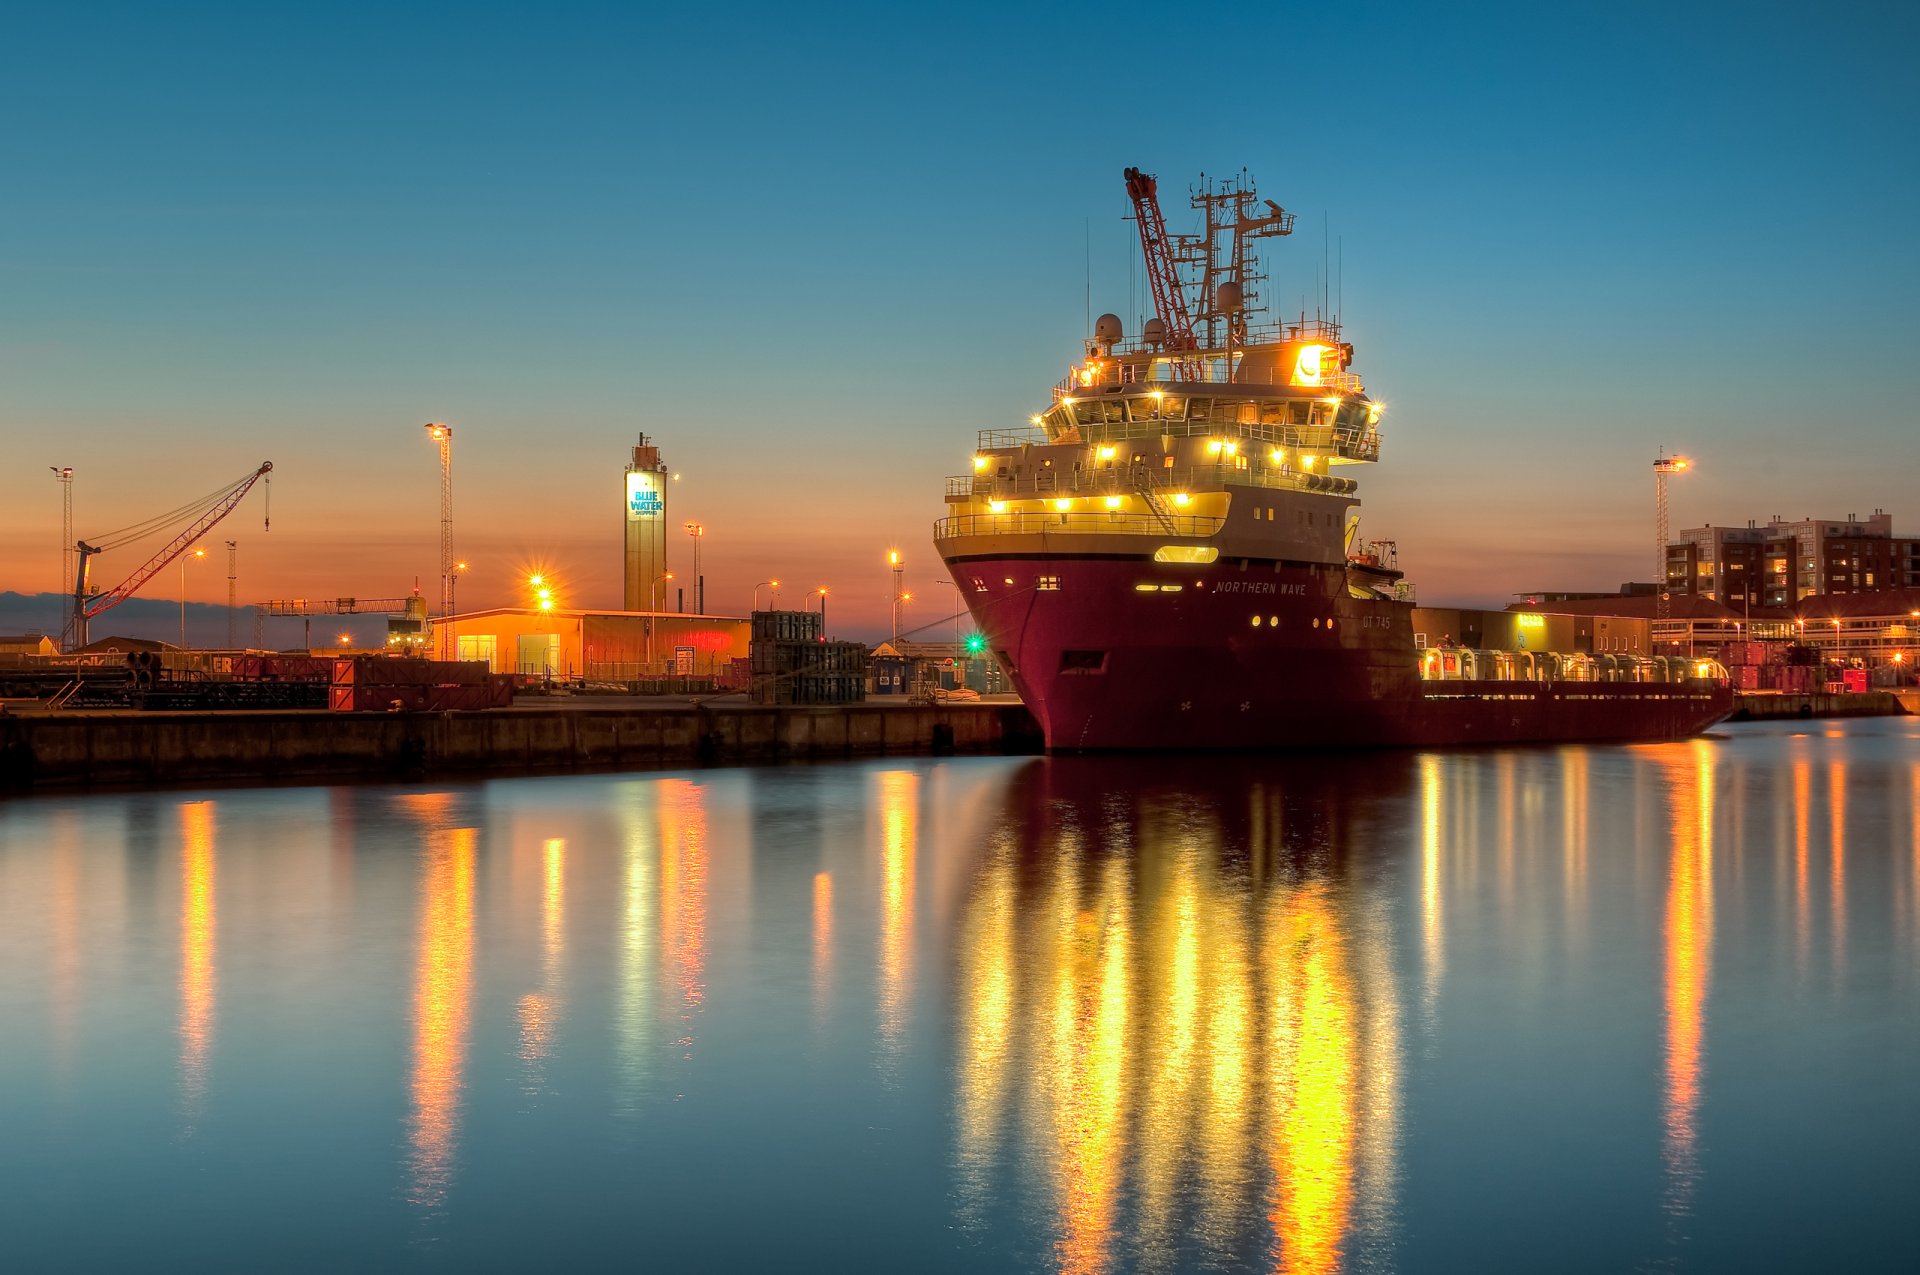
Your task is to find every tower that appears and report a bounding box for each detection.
[624,434,670,611]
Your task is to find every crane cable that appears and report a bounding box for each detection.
[84,469,261,551]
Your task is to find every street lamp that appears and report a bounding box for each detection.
[180,547,207,648]
[888,550,904,641]
[754,579,780,611]
[651,571,675,613]
[685,522,706,614]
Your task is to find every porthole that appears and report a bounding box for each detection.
[1250,615,1263,628]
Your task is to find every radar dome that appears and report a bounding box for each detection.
[1093,313,1124,343]
[1215,281,1244,312]
[1142,317,1167,346]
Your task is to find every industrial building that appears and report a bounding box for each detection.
[437,608,748,679]
[1666,510,1920,608]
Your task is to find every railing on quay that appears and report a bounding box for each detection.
[934,511,1225,539]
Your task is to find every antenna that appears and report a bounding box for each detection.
[1084,217,1091,335]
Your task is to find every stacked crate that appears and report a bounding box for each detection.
[1713,639,1816,692]
[330,657,513,711]
[749,610,867,706]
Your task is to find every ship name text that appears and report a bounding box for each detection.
[1216,580,1308,596]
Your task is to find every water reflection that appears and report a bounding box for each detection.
[518,838,567,1091]
[178,801,217,1129]
[617,791,657,1119]
[812,871,833,1024]
[877,770,919,1060]
[1658,740,1714,1226]
[659,779,709,1061]
[406,826,475,1208]
[955,758,1404,1274]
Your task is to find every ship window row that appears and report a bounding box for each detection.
[1066,396,1345,429]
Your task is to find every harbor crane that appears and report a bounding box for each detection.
[65,462,272,651]
[252,591,430,649]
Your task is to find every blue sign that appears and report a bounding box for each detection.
[630,488,662,516]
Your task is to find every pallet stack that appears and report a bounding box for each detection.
[749,611,867,706]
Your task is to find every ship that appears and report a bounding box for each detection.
[932,166,1733,751]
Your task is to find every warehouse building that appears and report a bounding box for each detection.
[437,608,748,679]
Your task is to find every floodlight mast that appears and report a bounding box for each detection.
[426,423,454,658]
[1653,451,1692,626]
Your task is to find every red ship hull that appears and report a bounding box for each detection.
[947,554,1733,751]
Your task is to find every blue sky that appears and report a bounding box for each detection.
[3,1,1916,637]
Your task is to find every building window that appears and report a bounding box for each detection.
[1037,575,1061,591]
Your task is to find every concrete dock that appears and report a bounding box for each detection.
[0,702,1045,793]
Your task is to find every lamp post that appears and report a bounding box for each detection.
[685,522,705,614]
[753,579,780,612]
[179,546,206,648]
[935,577,961,645]
[888,551,904,642]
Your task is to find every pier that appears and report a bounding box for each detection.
[0,701,1044,793]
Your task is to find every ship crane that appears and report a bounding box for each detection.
[1123,166,1200,374]
[66,462,273,651]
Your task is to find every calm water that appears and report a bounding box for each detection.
[3,719,1918,1272]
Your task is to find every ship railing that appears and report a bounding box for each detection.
[934,512,1225,540]
[1055,363,1366,394]
[952,464,1358,501]
[976,426,1049,449]
[1026,406,1380,463]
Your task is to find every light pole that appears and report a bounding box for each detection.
[180,547,207,648]
[452,561,468,621]
[1652,451,1691,640]
[753,579,780,611]
[425,423,454,659]
[51,466,73,645]
[225,540,238,649]
[888,550,904,642]
[936,577,961,645]
[651,571,675,613]
[685,522,705,614]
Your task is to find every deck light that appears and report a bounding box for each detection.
[989,500,1007,513]
[1054,499,1071,512]
[1269,448,1285,464]
[973,455,989,470]
[1031,414,1043,425]
[1172,493,1191,507]
[1105,496,1122,509]
[1098,445,1116,460]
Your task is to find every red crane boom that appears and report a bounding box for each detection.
[1123,166,1199,362]
[69,461,273,649]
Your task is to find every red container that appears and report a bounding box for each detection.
[1843,668,1869,693]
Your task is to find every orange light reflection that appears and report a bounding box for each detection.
[1660,741,1714,1222]
[406,827,476,1208]
[516,838,566,1089]
[179,802,217,1127]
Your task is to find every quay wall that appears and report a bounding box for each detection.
[1730,692,1909,721]
[0,704,1046,793]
